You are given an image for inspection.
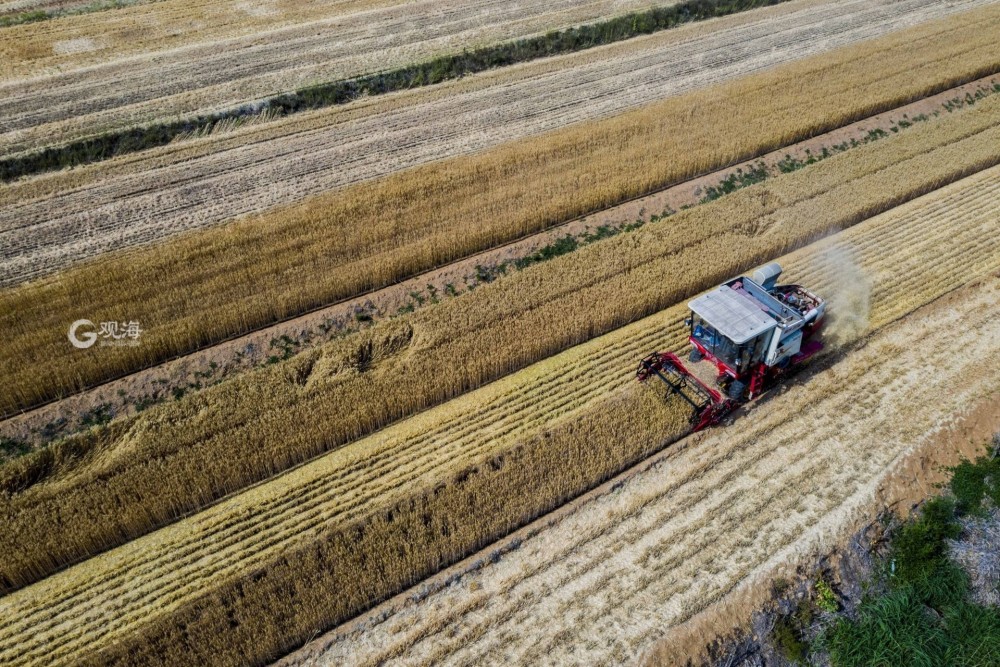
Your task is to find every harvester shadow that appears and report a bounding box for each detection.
[713,334,871,428]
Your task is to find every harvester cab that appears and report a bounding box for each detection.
[638,263,826,431]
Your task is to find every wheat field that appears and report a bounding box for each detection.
[3,2,1000,664]
[2,0,992,286]
[2,159,998,667]
[4,86,1000,601]
[3,5,999,418]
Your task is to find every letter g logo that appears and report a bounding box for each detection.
[69,319,97,349]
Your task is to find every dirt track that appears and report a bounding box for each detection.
[276,197,1000,667]
[1,159,998,667]
[2,0,991,287]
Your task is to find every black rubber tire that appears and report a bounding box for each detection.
[689,348,703,363]
[728,380,746,400]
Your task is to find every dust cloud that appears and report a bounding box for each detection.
[822,246,872,348]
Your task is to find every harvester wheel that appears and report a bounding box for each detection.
[727,380,746,400]
[689,348,703,363]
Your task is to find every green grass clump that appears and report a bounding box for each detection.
[0,10,47,27]
[0,436,30,458]
[700,162,769,202]
[949,452,1000,516]
[824,587,948,667]
[889,497,962,595]
[814,579,839,613]
[941,600,1000,666]
[774,617,809,664]
[825,591,1000,667]
[513,235,580,269]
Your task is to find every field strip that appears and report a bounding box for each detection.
[0,0,671,150]
[2,0,992,287]
[1,0,429,77]
[1,166,998,667]
[5,71,994,448]
[4,96,1000,598]
[277,213,1000,667]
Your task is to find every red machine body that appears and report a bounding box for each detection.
[638,263,826,431]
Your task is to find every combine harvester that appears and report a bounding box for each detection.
[638,263,826,431]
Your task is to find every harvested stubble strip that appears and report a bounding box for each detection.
[3,5,1000,416]
[4,164,1000,667]
[0,0,907,186]
[0,0,693,160]
[4,93,1000,595]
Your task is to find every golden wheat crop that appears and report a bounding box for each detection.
[3,162,998,667]
[3,5,1000,416]
[3,93,1000,599]
[7,0,989,290]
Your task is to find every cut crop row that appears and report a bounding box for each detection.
[3,164,999,667]
[3,3,999,414]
